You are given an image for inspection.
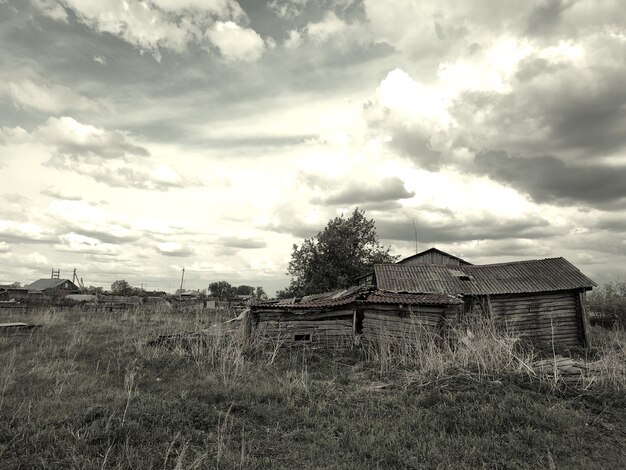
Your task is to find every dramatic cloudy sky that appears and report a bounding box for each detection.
[1,0,625,294]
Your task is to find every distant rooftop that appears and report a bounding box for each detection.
[24,279,78,291]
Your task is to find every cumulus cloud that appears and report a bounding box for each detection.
[268,0,311,18]
[37,116,149,159]
[0,79,96,114]
[321,176,415,204]
[205,21,266,62]
[49,200,142,244]
[41,0,261,61]
[156,242,194,257]
[2,116,200,191]
[55,232,119,255]
[362,29,626,206]
[30,0,68,22]
[284,29,302,49]
[0,251,50,271]
[306,11,347,41]
[0,220,56,244]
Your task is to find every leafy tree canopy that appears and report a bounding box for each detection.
[208,281,236,300]
[111,280,135,296]
[235,285,255,296]
[255,286,268,301]
[279,209,396,297]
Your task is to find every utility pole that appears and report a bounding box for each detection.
[179,267,185,292]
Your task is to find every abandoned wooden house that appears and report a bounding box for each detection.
[372,257,596,347]
[249,285,462,347]
[252,255,595,348]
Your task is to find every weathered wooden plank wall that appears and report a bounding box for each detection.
[361,304,447,343]
[252,308,354,347]
[399,252,465,266]
[489,291,583,347]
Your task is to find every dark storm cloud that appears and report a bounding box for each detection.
[538,71,626,158]
[376,212,556,244]
[524,0,572,37]
[321,176,415,204]
[595,214,626,233]
[514,56,566,82]
[450,56,626,161]
[386,127,444,170]
[473,151,626,205]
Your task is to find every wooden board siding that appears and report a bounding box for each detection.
[253,309,354,347]
[489,291,583,347]
[361,304,447,343]
[398,252,466,266]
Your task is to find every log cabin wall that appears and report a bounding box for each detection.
[488,290,583,347]
[361,303,448,343]
[252,308,354,347]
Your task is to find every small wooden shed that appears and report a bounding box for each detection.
[373,257,596,347]
[250,286,462,347]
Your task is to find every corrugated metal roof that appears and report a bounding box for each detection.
[24,279,77,291]
[374,258,596,295]
[256,286,461,310]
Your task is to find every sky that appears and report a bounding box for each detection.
[1,0,625,295]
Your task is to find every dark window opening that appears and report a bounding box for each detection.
[294,334,311,342]
[355,312,364,334]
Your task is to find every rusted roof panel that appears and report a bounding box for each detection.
[374,257,596,295]
[366,291,462,305]
[256,286,461,310]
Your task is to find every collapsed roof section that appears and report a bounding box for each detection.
[257,285,462,311]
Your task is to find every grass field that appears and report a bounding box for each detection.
[1,308,625,469]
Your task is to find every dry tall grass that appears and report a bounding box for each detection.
[2,307,626,468]
[364,315,537,384]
